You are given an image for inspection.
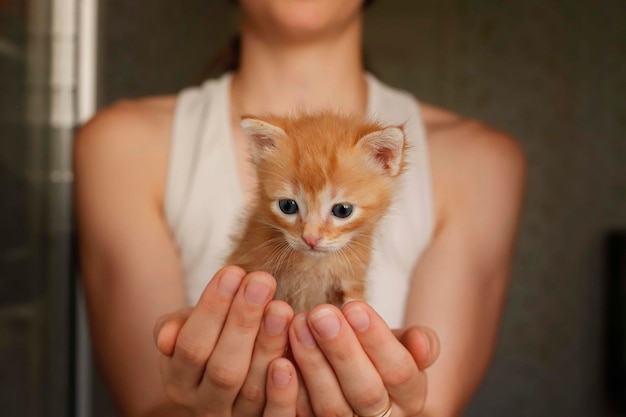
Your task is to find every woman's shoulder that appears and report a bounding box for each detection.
[419,102,523,159]
[76,95,177,147]
[418,102,527,229]
[73,95,178,203]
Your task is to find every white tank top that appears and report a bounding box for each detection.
[165,73,434,328]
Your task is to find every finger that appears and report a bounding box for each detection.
[262,358,298,417]
[166,266,245,395]
[307,305,389,417]
[343,302,426,416]
[200,271,276,409]
[154,307,192,356]
[286,349,316,417]
[234,300,293,416]
[289,313,352,417]
[398,326,440,370]
[295,370,315,417]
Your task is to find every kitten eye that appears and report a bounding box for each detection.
[278,199,298,214]
[331,204,353,218]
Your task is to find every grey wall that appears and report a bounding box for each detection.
[99,0,235,105]
[95,1,626,416]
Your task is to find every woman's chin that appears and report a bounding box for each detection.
[243,0,362,44]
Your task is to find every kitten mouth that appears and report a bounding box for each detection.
[303,246,329,257]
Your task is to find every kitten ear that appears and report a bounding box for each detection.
[358,126,406,176]
[240,117,287,163]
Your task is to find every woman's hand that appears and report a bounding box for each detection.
[153,266,299,416]
[289,302,440,417]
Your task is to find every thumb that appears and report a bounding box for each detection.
[153,307,193,356]
[398,326,440,370]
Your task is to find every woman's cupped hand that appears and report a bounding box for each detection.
[153,266,439,417]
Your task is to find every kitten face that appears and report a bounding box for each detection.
[268,183,363,256]
[241,112,407,257]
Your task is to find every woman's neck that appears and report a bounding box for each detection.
[231,16,367,119]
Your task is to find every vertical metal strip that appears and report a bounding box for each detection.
[78,0,98,124]
[75,1,99,416]
[48,2,78,416]
[51,0,77,129]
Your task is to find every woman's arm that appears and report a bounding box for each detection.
[74,99,191,416]
[406,108,527,416]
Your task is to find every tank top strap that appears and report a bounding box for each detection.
[165,73,243,300]
[166,80,210,230]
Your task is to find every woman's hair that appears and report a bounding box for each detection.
[201,34,242,80]
[201,0,376,80]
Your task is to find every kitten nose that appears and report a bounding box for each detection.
[302,233,320,248]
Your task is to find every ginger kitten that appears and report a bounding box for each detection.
[226,111,408,313]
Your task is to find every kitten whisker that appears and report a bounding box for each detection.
[272,243,294,276]
[254,219,284,232]
[247,236,286,255]
[266,241,293,275]
[336,247,356,278]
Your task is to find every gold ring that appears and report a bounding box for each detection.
[353,399,392,417]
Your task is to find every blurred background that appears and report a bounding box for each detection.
[0,0,625,416]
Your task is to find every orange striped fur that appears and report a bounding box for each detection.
[226,111,408,313]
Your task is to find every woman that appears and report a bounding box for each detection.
[74,1,526,416]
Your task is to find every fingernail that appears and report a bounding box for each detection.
[218,269,243,296]
[264,308,288,336]
[245,277,272,305]
[295,315,316,347]
[345,306,370,332]
[272,362,292,387]
[310,308,340,339]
